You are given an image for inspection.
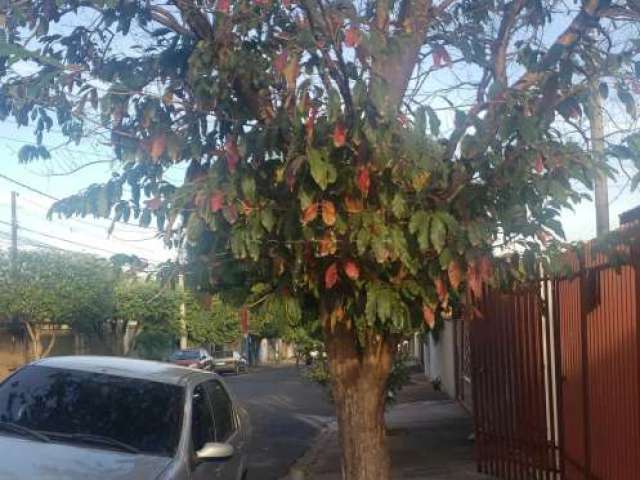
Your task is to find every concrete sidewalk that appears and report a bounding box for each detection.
[284,374,492,479]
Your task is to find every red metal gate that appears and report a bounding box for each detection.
[471,242,640,479]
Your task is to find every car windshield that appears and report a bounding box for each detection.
[0,365,184,457]
[214,351,234,359]
[171,350,201,360]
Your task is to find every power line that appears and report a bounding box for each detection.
[0,219,155,260]
[0,173,155,231]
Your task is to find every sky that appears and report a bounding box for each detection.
[0,120,178,264]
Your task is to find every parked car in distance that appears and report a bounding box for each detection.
[168,348,213,371]
[212,351,248,376]
[0,356,250,480]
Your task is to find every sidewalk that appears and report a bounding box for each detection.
[284,373,492,480]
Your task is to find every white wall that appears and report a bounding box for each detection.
[424,320,457,398]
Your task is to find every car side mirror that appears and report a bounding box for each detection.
[196,442,234,462]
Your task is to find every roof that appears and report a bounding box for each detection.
[33,356,218,386]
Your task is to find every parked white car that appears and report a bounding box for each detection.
[0,356,250,480]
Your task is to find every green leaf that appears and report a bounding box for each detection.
[261,207,276,232]
[241,177,256,201]
[391,193,407,219]
[430,215,447,253]
[308,149,335,190]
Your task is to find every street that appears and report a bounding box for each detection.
[223,365,335,480]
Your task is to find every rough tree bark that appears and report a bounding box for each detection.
[324,317,395,480]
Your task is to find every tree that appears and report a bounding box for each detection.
[186,294,241,347]
[111,279,181,356]
[0,250,115,359]
[2,2,640,478]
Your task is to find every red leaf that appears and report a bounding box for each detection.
[305,108,316,142]
[209,191,225,212]
[325,263,339,289]
[333,122,347,148]
[344,260,359,280]
[344,26,362,48]
[274,50,288,74]
[422,305,436,329]
[216,0,230,13]
[467,261,483,299]
[435,276,449,303]
[535,154,545,174]
[225,138,240,173]
[356,166,370,196]
[448,261,463,290]
[301,203,318,225]
[255,0,271,6]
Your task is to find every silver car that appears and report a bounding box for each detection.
[0,356,250,480]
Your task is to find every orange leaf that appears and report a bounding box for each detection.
[423,305,436,329]
[302,203,318,225]
[321,200,337,226]
[356,166,370,196]
[344,260,359,280]
[325,263,338,289]
[344,26,362,48]
[448,261,463,290]
[149,134,166,161]
[305,108,316,142]
[274,50,288,73]
[209,191,225,212]
[344,195,363,214]
[283,55,300,91]
[318,232,337,257]
[225,138,240,173]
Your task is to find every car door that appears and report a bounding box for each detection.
[203,380,244,479]
[190,383,221,480]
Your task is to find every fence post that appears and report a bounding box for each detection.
[578,258,592,479]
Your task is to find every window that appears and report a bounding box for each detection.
[204,381,235,441]
[191,385,215,451]
[0,365,184,456]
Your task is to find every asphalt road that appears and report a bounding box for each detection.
[223,365,335,480]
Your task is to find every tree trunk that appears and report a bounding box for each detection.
[22,321,42,361]
[324,318,395,480]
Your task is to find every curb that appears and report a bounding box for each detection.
[279,421,339,480]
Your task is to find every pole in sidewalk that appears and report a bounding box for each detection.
[178,268,188,350]
[589,81,610,236]
[10,191,18,272]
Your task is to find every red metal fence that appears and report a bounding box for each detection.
[471,242,640,479]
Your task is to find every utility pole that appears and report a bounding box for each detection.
[177,244,188,350]
[10,191,18,272]
[589,81,610,235]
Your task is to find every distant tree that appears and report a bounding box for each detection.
[0,250,115,359]
[186,295,241,348]
[110,279,181,355]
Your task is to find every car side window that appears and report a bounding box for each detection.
[204,381,235,441]
[191,385,215,451]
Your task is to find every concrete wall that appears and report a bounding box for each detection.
[424,320,457,398]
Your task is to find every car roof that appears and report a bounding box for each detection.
[33,356,219,386]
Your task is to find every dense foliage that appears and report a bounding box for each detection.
[2,1,640,478]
